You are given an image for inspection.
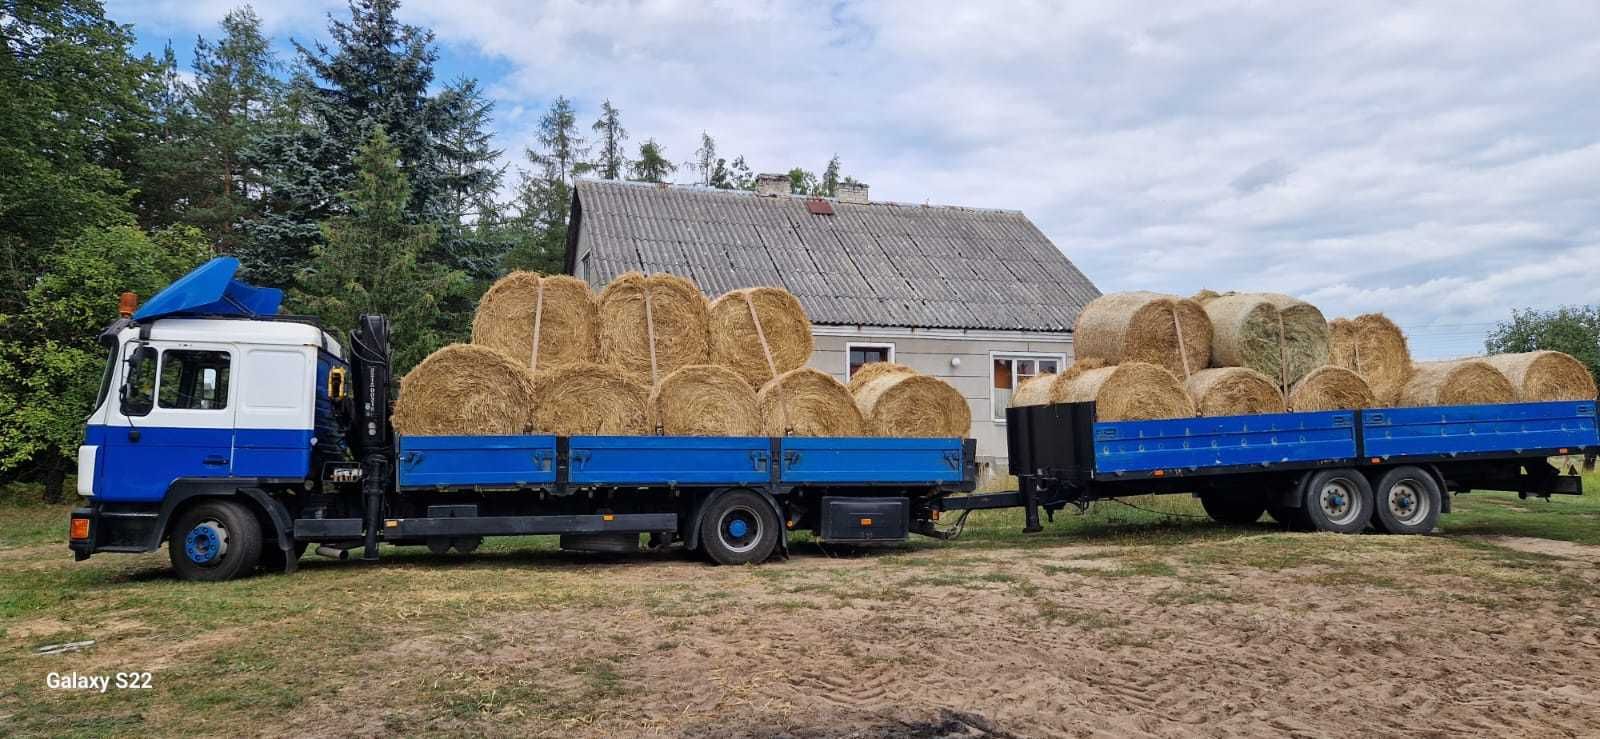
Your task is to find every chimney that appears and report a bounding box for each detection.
[754,173,789,197]
[835,181,869,204]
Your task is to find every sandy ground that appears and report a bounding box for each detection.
[9,532,1600,738]
[287,537,1600,738]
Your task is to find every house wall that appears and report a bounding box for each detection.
[807,326,1074,474]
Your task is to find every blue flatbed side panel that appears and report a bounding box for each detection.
[569,436,771,486]
[778,437,966,484]
[1363,401,1599,459]
[398,435,557,489]
[1095,411,1358,475]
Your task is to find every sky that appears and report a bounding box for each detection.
[110,1,1600,359]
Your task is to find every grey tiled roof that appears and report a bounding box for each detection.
[566,179,1100,331]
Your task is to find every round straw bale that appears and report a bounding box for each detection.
[392,344,535,435]
[1073,292,1212,379]
[1191,289,1234,305]
[1287,366,1376,411]
[1185,367,1285,416]
[649,364,761,436]
[1009,358,1108,407]
[846,361,915,394]
[528,363,651,436]
[1064,362,1196,421]
[1399,360,1516,407]
[1483,351,1598,401]
[471,272,597,372]
[708,287,814,389]
[598,272,710,383]
[853,373,971,437]
[757,367,866,436]
[1203,293,1329,387]
[1329,314,1412,405]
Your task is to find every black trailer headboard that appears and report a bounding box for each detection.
[1006,401,1096,483]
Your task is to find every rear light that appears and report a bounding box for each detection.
[69,517,90,541]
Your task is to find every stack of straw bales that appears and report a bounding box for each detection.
[395,268,972,439]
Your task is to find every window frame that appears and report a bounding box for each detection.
[155,348,234,412]
[989,350,1067,423]
[845,342,896,380]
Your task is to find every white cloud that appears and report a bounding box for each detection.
[116,0,1600,358]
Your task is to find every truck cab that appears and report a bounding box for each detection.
[70,258,349,578]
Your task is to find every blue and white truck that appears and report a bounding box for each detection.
[68,258,1598,580]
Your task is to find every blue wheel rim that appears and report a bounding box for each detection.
[718,506,761,554]
[184,521,227,566]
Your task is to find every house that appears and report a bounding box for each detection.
[563,174,1101,471]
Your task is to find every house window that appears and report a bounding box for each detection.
[991,353,1064,421]
[579,252,591,281]
[846,343,895,379]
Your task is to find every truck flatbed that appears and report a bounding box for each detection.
[397,434,974,490]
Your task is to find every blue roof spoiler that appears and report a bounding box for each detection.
[132,257,283,321]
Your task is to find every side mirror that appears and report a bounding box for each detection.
[119,344,156,417]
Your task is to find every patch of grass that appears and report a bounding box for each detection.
[0,504,74,549]
[1151,587,1246,606]
[1442,486,1600,545]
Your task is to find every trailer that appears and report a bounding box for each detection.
[65,258,1598,581]
[967,400,1596,534]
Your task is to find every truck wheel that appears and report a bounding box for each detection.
[170,500,263,581]
[1199,495,1267,525]
[1267,502,1311,530]
[699,490,781,566]
[1299,469,1373,534]
[1371,466,1442,535]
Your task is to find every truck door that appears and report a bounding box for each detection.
[98,342,238,503]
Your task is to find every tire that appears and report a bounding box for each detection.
[699,490,781,566]
[1200,494,1267,525]
[260,541,308,572]
[1266,501,1311,530]
[1371,466,1442,535]
[1299,469,1374,534]
[169,500,264,581]
[452,537,482,554]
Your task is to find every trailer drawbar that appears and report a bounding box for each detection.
[67,258,1598,580]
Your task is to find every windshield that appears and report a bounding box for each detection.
[93,343,118,412]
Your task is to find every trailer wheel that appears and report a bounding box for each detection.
[1199,495,1267,525]
[700,490,781,565]
[1371,466,1441,535]
[170,500,263,581]
[1299,469,1373,534]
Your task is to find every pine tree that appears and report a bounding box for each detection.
[590,99,628,180]
[631,139,676,183]
[241,0,452,288]
[433,77,506,281]
[292,128,468,371]
[128,43,197,229]
[503,96,588,276]
[185,6,283,254]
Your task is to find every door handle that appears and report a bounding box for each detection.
[203,455,229,467]
[127,429,141,443]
